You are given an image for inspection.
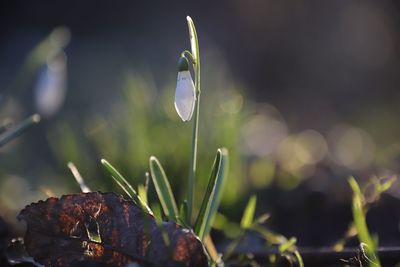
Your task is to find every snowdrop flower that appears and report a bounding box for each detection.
[34,52,67,118]
[174,56,196,121]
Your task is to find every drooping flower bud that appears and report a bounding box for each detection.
[174,56,196,121]
[34,52,67,118]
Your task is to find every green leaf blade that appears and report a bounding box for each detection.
[101,159,152,215]
[186,16,198,63]
[240,195,257,229]
[194,148,229,240]
[149,156,179,221]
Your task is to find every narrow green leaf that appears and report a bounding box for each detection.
[151,203,163,223]
[179,200,189,227]
[348,176,381,267]
[149,156,178,221]
[186,16,198,63]
[194,149,221,237]
[279,237,297,253]
[138,184,148,206]
[101,159,137,197]
[294,250,304,267]
[0,114,40,147]
[251,224,287,244]
[240,195,257,229]
[101,159,152,215]
[194,148,229,240]
[253,213,270,226]
[378,176,396,193]
[67,162,91,193]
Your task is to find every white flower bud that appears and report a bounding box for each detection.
[174,70,196,121]
[34,53,67,118]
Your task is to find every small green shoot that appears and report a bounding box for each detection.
[279,237,297,253]
[0,114,40,147]
[194,148,229,240]
[85,217,102,243]
[101,159,152,214]
[348,176,381,267]
[149,156,179,221]
[240,195,257,229]
[364,175,396,203]
[375,176,396,194]
[278,237,304,267]
[334,175,396,252]
[222,196,303,266]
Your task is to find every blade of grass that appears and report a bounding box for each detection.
[293,250,304,267]
[151,203,163,223]
[251,225,287,244]
[279,237,297,253]
[193,149,221,237]
[144,171,150,196]
[240,195,257,229]
[67,162,91,193]
[137,184,148,206]
[179,200,189,227]
[101,159,152,215]
[101,159,137,197]
[0,114,40,147]
[348,176,381,267]
[194,148,229,240]
[149,156,179,221]
[252,213,270,226]
[377,175,396,194]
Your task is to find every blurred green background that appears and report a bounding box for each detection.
[1,0,400,246]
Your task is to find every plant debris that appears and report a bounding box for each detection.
[18,192,208,267]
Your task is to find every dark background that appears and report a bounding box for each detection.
[1,0,400,131]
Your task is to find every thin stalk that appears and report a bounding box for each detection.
[187,16,200,223]
[188,94,199,222]
[67,162,91,193]
[0,114,40,147]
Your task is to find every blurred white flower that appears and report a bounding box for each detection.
[174,58,196,121]
[34,53,67,118]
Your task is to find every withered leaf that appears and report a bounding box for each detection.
[18,192,208,267]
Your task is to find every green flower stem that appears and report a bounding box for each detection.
[181,50,195,65]
[186,16,200,223]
